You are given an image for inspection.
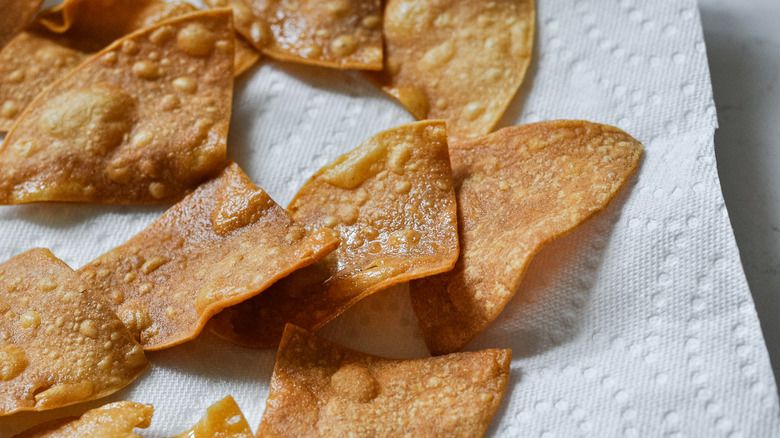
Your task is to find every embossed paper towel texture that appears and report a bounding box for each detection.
[1,0,779,436]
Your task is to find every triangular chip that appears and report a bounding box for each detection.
[366,0,535,140]
[410,121,644,355]
[0,0,43,49]
[78,162,340,350]
[205,0,383,70]
[258,324,511,437]
[212,120,458,348]
[171,396,252,438]
[12,401,153,438]
[0,0,258,132]
[0,11,235,204]
[0,249,149,415]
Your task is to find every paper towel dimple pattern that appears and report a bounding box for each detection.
[1,0,778,436]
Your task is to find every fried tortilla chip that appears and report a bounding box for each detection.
[0,0,43,49]
[78,162,340,350]
[0,1,258,133]
[410,121,644,355]
[212,121,458,348]
[12,401,153,438]
[171,396,252,438]
[259,324,511,437]
[366,0,535,140]
[0,11,235,204]
[0,249,149,415]
[205,0,382,70]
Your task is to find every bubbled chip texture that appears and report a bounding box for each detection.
[1,0,779,436]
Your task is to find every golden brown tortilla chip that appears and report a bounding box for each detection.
[0,249,149,415]
[170,396,252,438]
[410,120,643,355]
[0,0,43,49]
[0,0,259,132]
[205,0,382,70]
[366,0,535,140]
[0,10,235,204]
[79,162,340,350]
[212,121,458,348]
[12,401,153,438]
[258,324,511,437]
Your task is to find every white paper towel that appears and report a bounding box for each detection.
[2,0,779,436]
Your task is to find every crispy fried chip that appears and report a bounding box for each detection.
[212,121,458,348]
[12,401,153,438]
[0,249,149,415]
[0,0,43,49]
[205,0,383,70]
[0,11,235,204]
[410,121,644,355]
[366,0,535,140]
[171,396,252,438]
[0,1,258,133]
[78,162,340,350]
[258,324,511,437]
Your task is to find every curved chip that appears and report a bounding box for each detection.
[0,1,258,133]
[171,396,252,438]
[410,121,644,355]
[0,11,235,204]
[205,0,383,70]
[0,0,43,49]
[366,0,535,140]
[0,249,149,415]
[212,121,458,348]
[259,324,511,437]
[78,162,340,350]
[12,401,153,438]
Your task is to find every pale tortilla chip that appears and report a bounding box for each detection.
[0,11,235,204]
[212,121,458,348]
[0,249,149,415]
[258,324,511,437]
[171,396,252,438]
[0,0,43,49]
[79,162,340,350]
[12,401,153,438]
[205,0,382,70]
[0,0,259,132]
[410,121,644,355]
[366,0,535,141]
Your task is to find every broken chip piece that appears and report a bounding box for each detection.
[0,0,258,133]
[0,10,235,204]
[258,324,511,437]
[409,120,644,355]
[12,401,153,438]
[211,120,458,348]
[205,0,383,70]
[78,162,340,350]
[0,249,149,416]
[366,0,535,140]
[0,0,43,50]
[171,396,252,438]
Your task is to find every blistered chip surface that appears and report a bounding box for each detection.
[12,401,153,438]
[171,395,252,438]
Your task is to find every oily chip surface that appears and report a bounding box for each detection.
[212,121,458,348]
[0,0,257,132]
[171,396,252,438]
[0,249,149,415]
[258,324,511,438]
[12,401,153,438]
[367,0,535,141]
[205,0,383,70]
[0,10,234,204]
[410,120,644,355]
[79,162,340,351]
[0,0,43,49]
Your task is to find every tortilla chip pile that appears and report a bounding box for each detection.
[0,249,148,415]
[12,401,153,438]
